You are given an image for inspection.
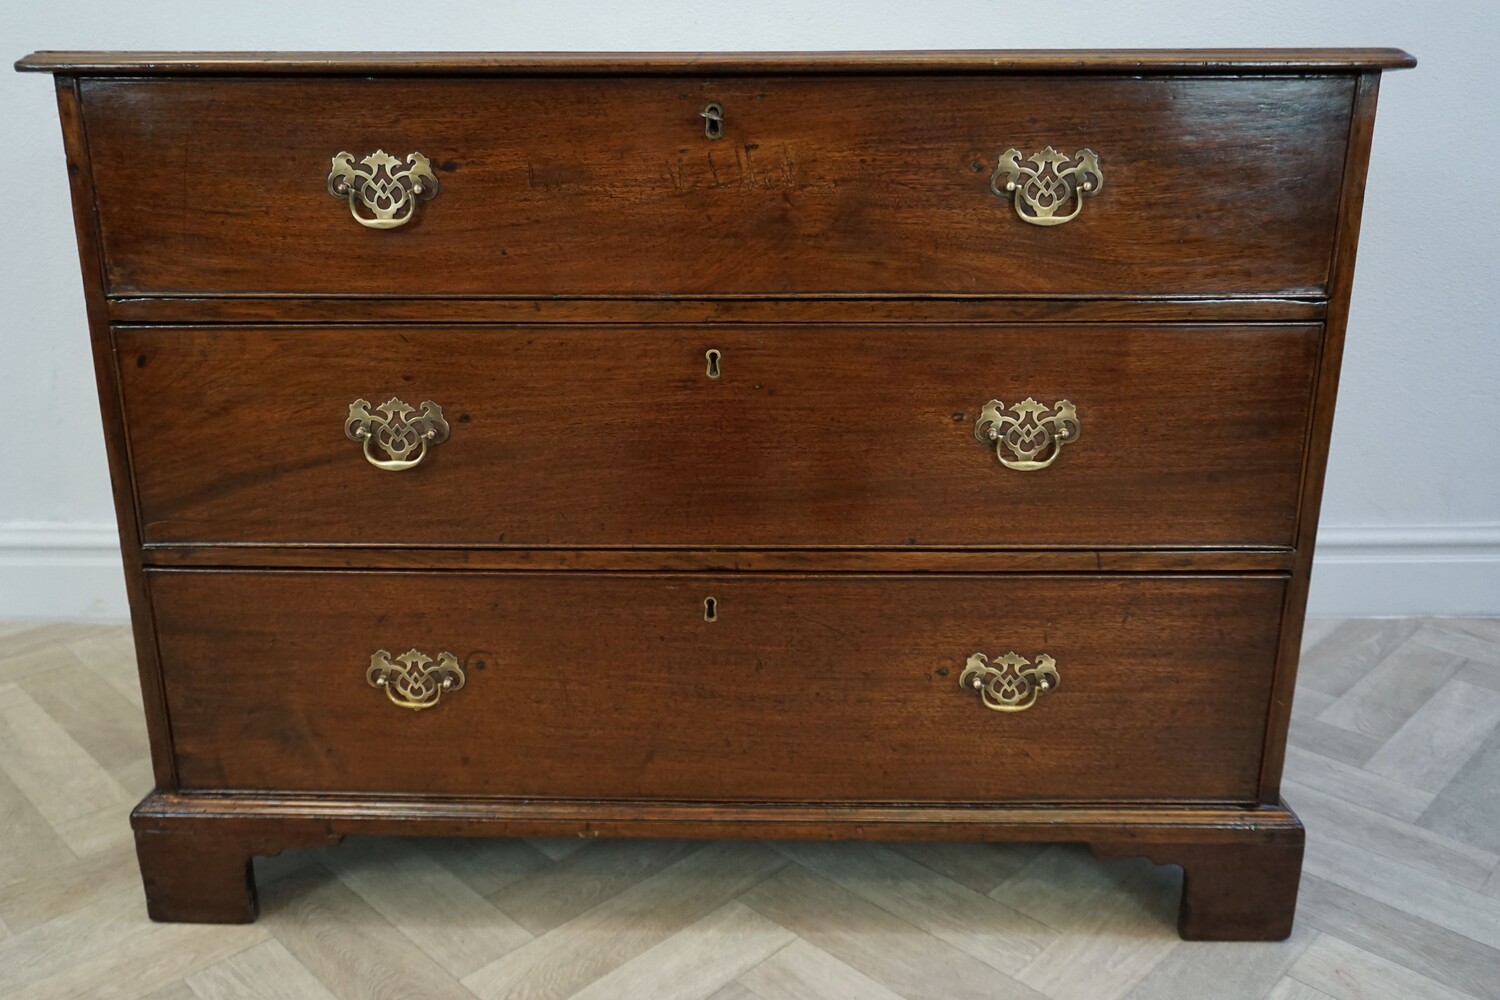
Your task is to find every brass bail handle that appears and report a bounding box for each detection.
[327,149,440,230]
[973,397,1079,471]
[345,396,451,471]
[960,652,1059,713]
[990,147,1103,227]
[367,649,466,711]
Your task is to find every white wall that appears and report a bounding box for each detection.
[2,0,1495,620]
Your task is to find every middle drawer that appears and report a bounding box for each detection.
[117,323,1319,548]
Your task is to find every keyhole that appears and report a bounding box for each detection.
[703,596,718,622]
[705,349,722,380]
[701,102,725,140]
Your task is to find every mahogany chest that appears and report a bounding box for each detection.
[17,48,1414,940]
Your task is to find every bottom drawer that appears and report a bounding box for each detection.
[150,571,1284,803]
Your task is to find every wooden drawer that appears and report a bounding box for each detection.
[82,75,1351,297]
[118,323,1319,549]
[152,570,1284,802]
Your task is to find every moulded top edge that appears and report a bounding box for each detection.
[15,48,1417,76]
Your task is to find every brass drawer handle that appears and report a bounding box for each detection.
[346,397,451,472]
[990,147,1102,227]
[367,649,465,711]
[974,397,1079,471]
[327,150,440,230]
[961,652,1059,713]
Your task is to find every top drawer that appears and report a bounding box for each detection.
[80,75,1352,298]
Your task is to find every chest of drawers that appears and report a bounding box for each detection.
[18,47,1413,941]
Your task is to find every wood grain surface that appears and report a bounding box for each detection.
[150,570,1285,802]
[81,75,1352,296]
[103,295,1331,326]
[116,323,1320,548]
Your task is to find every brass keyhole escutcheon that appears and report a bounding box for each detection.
[705,349,722,379]
[701,102,725,140]
[703,596,718,622]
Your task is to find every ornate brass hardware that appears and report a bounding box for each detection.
[974,397,1079,471]
[705,348,723,379]
[345,397,450,472]
[326,150,440,230]
[703,596,718,622]
[990,147,1102,227]
[367,649,465,711]
[960,652,1059,713]
[701,102,725,140]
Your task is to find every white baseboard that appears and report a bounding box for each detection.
[0,522,128,621]
[1306,524,1500,618]
[0,521,1496,622]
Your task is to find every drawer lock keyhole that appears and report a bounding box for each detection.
[705,349,722,380]
[701,102,725,140]
[703,596,718,622]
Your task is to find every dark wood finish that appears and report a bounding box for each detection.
[1092,830,1306,940]
[18,48,1417,75]
[117,324,1319,548]
[105,296,1329,326]
[135,830,257,923]
[131,789,1303,929]
[1175,841,1306,941]
[135,827,341,923]
[135,792,1305,843]
[81,76,1351,297]
[139,546,1298,573]
[151,570,1285,802]
[23,50,1412,937]
[51,78,178,789]
[1259,72,1386,804]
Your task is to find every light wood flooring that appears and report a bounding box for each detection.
[1,617,1498,999]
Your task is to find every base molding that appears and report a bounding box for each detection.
[133,791,1306,843]
[132,791,1305,938]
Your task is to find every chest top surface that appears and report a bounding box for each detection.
[15,48,1417,75]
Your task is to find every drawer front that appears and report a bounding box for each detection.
[118,324,1318,548]
[83,75,1350,297]
[153,571,1283,802]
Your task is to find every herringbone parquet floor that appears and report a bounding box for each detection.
[1,617,1498,999]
